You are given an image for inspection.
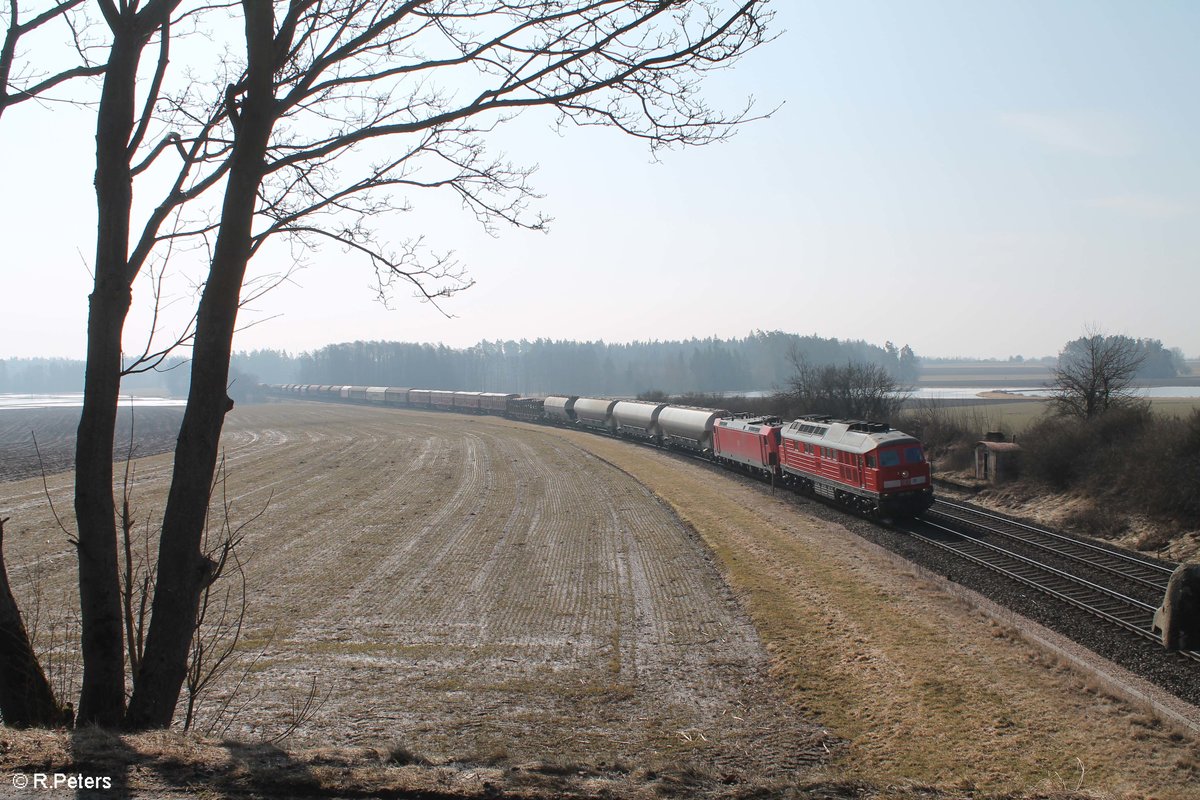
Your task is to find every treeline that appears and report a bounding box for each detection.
[922,338,1188,378]
[0,358,172,394]
[288,332,920,395]
[1,334,917,397]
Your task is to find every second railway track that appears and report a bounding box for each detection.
[905,500,1199,664]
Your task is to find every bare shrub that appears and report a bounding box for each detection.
[897,401,1008,472]
[1021,406,1199,530]
[1063,505,1129,540]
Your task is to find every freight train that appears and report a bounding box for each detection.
[268,384,934,517]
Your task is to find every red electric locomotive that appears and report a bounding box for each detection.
[779,415,933,517]
[712,416,783,480]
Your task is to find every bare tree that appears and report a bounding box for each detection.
[124,0,774,730]
[4,0,772,731]
[787,350,908,421]
[1050,327,1147,420]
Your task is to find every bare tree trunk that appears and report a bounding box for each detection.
[0,517,66,727]
[73,23,145,727]
[125,1,276,729]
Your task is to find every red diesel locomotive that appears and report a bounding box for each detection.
[712,414,932,517]
[780,415,932,516]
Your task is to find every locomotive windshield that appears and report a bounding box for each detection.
[879,449,901,467]
[905,446,925,464]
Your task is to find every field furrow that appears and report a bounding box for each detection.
[0,403,828,781]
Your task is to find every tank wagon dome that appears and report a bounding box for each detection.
[543,395,579,422]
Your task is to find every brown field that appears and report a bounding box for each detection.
[911,396,1200,437]
[2,402,1199,798]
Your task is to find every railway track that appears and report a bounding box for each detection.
[927,499,1176,592]
[902,505,1200,664]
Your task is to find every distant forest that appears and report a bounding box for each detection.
[0,332,919,397]
[4,332,1189,398]
[271,331,919,395]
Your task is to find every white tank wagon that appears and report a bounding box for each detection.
[613,400,668,443]
[573,397,618,431]
[658,405,731,453]
[544,395,578,423]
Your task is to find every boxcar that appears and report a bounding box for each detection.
[452,391,483,413]
[383,387,410,406]
[480,392,519,414]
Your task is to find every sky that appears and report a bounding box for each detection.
[1,1,1197,362]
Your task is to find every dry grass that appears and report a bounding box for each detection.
[553,428,1200,798]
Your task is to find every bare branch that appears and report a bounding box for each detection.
[0,0,101,121]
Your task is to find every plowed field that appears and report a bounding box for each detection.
[0,402,829,786]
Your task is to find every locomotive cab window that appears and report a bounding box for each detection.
[879,449,901,467]
[904,446,924,464]
[865,454,876,468]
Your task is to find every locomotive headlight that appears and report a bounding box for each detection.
[901,470,909,478]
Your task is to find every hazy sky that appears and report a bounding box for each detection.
[2,1,1197,362]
